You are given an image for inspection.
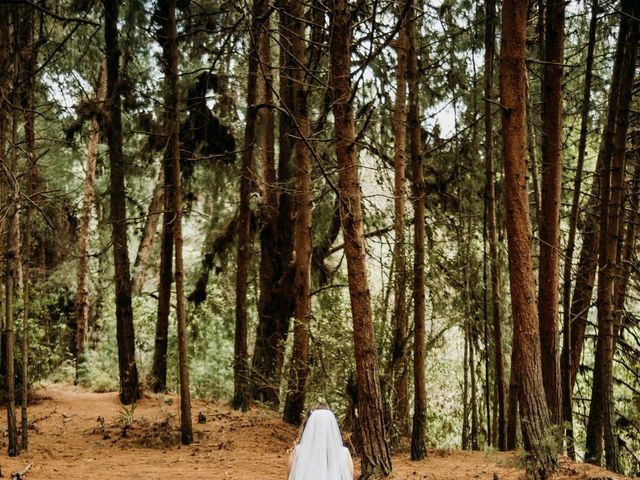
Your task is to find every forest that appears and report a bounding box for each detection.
[0,0,638,479]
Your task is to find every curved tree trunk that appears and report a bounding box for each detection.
[499,1,557,477]
[329,0,392,475]
[104,0,140,405]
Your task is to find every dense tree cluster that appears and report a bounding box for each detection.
[0,0,639,478]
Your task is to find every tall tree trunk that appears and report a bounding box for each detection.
[234,0,269,411]
[500,1,557,477]
[483,0,505,452]
[585,0,638,464]
[103,0,140,405]
[560,0,598,460]
[5,203,19,457]
[538,0,565,429]
[407,10,427,462]
[388,0,410,439]
[160,0,194,444]
[250,0,295,406]
[150,7,177,394]
[329,0,392,475]
[282,0,313,425]
[76,61,107,380]
[20,3,36,450]
[586,3,639,470]
[132,170,164,295]
[4,102,20,456]
[0,3,9,385]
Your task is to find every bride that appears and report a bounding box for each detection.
[287,406,354,480]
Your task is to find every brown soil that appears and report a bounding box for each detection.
[0,384,629,480]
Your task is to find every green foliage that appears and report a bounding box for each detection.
[119,403,138,427]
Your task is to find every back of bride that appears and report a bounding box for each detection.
[287,407,354,480]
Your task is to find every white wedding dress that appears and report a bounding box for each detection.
[288,409,353,480]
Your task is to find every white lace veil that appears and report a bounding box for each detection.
[288,409,352,480]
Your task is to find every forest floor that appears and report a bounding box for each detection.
[0,383,629,480]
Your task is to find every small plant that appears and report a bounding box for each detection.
[118,403,137,427]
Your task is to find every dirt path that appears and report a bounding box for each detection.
[0,384,626,479]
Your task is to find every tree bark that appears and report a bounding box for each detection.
[614,159,640,333]
[150,5,177,394]
[387,0,410,439]
[506,341,519,450]
[282,0,313,426]
[586,3,639,470]
[560,0,598,460]
[5,204,19,457]
[407,9,427,462]
[500,1,557,477]
[462,323,469,450]
[483,0,506,452]
[132,169,164,295]
[538,0,565,429]
[160,0,194,444]
[5,109,20,457]
[329,0,392,475]
[234,0,269,412]
[104,0,140,405]
[19,2,37,452]
[469,325,478,451]
[250,0,295,406]
[76,61,107,380]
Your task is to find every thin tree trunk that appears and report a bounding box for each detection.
[329,0,392,474]
[586,3,639,468]
[483,0,505,452]
[507,342,519,450]
[469,327,478,451]
[407,9,427,462]
[132,170,164,295]
[614,160,640,332]
[150,6,177,394]
[538,0,565,430]
[6,207,18,457]
[388,0,410,439]
[104,0,139,405]
[282,0,313,425]
[20,3,36,451]
[159,0,193,444]
[5,94,20,457]
[560,0,598,460]
[76,61,106,380]
[500,1,557,477]
[462,323,470,450]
